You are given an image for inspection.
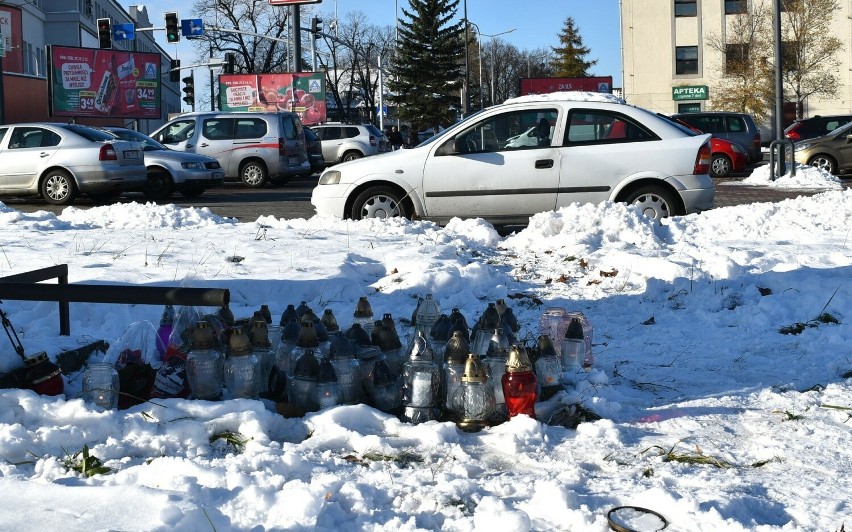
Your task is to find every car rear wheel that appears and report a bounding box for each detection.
[351,186,409,220]
[342,151,363,163]
[143,169,175,200]
[40,170,77,206]
[624,185,680,220]
[808,154,837,174]
[710,153,733,177]
[240,160,268,188]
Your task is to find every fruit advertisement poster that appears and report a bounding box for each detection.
[49,45,161,119]
[219,73,326,125]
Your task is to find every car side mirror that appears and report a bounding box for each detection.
[846,134,852,144]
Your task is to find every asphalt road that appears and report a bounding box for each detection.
[3,169,850,222]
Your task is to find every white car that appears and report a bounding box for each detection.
[311,92,715,224]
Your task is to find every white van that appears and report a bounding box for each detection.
[149,111,310,187]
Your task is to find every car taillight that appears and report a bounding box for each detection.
[693,141,711,175]
[99,144,117,161]
[369,135,377,146]
[753,134,761,149]
[785,125,801,141]
[279,138,286,157]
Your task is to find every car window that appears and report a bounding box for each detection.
[726,116,746,133]
[565,110,654,144]
[344,127,360,139]
[235,118,267,139]
[62,124,115,142]
[0,127,6,145]
[281,116,297,140]
[445,109,559,154]
[9,127,60,149]
[203,118,235,140]
[110,129,166,150]
[160,120,196,143]
[321,127,342,140]
[365,125,384,137]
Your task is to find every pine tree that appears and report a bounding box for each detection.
[550,17,597,77]
[388,0,465,131]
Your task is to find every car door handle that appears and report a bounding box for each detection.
[199,143,210,147]
[40,152,51,158]
[535,159,554,169]
[186,144,196,148]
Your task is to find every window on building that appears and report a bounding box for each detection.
[678,103,702,113]
[675,46,699,75]
[724,0,747,14]
[675,0,697,17]
[725,43,749,74]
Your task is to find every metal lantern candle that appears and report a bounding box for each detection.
[289,348,320,412]
[442,330,470,411]
[295,301,312,320]
[225,327,261,400]
[320,309,340,333]
[448,308,470,343]
[186,320,225,401]
[533,334,563,400]
[286,321,320,377]
[82,361,120,409]
[502,345,538,419]
[540,307,594,368]
[484,327,511,420]
[314,357,342,410]
[401,332,441,424]
[279,304,299,329]
[375,314,404,375]
[471,302,501,357]
[414,294,441,340]
[353,296,375,334]
[560,317,585,376]
[275,317,302,376]
[450,353,496,432]
[356,345,384,402]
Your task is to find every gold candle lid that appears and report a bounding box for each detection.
[505,344,532,373]
[461,353,488,383]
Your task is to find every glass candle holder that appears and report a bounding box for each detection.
[450,353,495,432]
[502,345,538,419]
[186,321,224,401]
[82,362,120,409]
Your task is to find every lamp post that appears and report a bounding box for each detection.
[467,25,515,109]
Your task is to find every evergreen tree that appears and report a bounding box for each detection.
[388,0,465,131]
[550,17,597,77]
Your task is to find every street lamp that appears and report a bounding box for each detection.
[468,25,515,108]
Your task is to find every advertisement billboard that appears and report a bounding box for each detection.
[519,76,613,96]
[219,72,326,125]
[49,46,162,119]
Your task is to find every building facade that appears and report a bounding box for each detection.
[0,0,179,131]
[620,0,852,138]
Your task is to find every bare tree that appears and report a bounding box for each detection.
[780,0,843,118]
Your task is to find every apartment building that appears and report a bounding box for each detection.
[0,0,179,130]
[620,0,852,137]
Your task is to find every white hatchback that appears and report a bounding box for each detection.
[312,92,715,224]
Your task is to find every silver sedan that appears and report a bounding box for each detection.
[0,122,146,205]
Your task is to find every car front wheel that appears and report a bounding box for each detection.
[240,160,268,188]
[808,154,837,174]
[350,186,409,220]
[624,185,680,220]
[40,170,77,206]
[710,153,732,177]
[143,169,175,200]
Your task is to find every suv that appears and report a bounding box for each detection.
[149,111,310,188]
[785,115,852,143]
[672,111,762,164]
[312,92,715,225]
[310,123,390,164]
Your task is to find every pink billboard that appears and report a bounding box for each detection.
[520,77,613,96]
[219,72,326,125]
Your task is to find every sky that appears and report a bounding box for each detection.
[0,163,850,530]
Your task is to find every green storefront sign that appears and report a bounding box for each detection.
[672,85,709,101]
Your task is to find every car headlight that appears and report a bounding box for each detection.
[319,170,342,185]
[794,141,814,151]
[181,162,204,169]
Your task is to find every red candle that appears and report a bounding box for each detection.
[502,370,538,419]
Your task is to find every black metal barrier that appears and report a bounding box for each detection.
[0,264,229,336]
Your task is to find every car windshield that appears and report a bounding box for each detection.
[108,129,167,151]
[60,124,117,142]
[416,109,487,147]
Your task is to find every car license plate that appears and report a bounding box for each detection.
[213,171,224,179]
[124,151,138,159]
[288,156,298,165]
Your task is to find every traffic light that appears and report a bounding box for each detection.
[97,18,112,49]
[169,59,180,83]
[165,12,180,43]
[311,16,322,39]
[223,52,235,75]
[182,74,194,109]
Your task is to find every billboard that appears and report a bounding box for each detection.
[219,72,326,125]
[49,46,162,119]
[268,0,321,5]
[520,76,613,96]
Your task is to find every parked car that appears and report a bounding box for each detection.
[312,93,715,225]
[302,126,326,176]
[793,121,852,176]
[672,111,762,164]
[149,111,310,188]
[785,115,852,143]
[662,115,750,177]
[310,123,391,164]
[0,122,146,205]
[98,127,223,200]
